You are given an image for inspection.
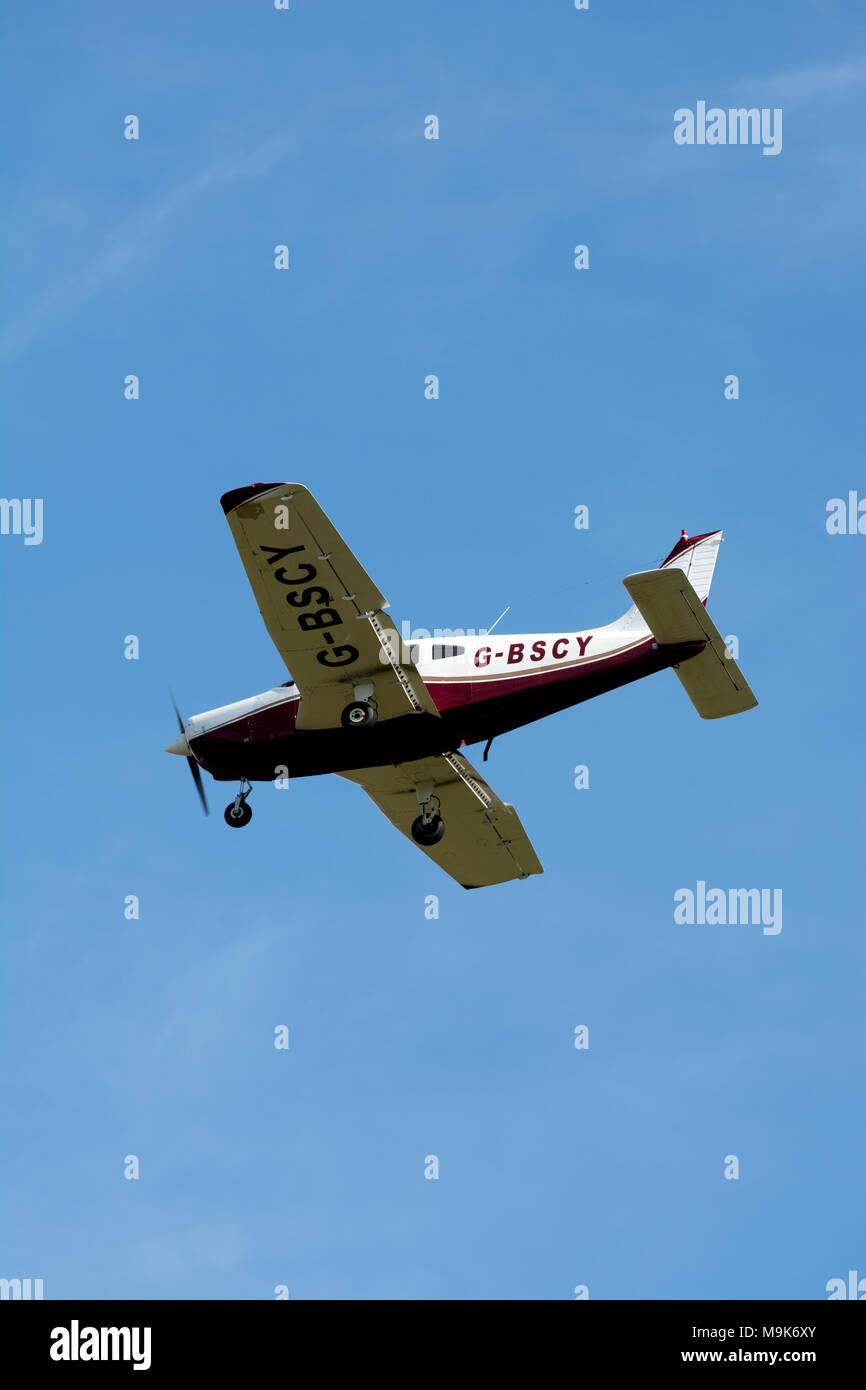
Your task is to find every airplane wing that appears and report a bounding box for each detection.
[338,752,544,889]
[221,483,439,730]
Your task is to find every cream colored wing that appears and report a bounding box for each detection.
[339,752,543,889]
[221,484,439,730]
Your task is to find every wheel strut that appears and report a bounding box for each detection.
[411,782,445,845]
[224,779,253,828]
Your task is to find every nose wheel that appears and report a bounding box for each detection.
[224,779,253,828]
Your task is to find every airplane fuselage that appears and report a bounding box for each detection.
[186,628,704,782]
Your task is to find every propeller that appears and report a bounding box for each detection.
[169,692,209,816]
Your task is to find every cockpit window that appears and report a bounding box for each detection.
[431,645,464,659]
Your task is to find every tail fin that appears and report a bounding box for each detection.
[611,529,723,634]
[658,529,722,602]
[621,530,758,720]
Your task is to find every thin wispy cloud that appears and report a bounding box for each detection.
[0,135,297,356]
[735,58,866,108]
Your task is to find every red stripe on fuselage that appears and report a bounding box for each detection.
[188,636,703,781]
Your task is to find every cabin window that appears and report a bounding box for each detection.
[431,645,465,659]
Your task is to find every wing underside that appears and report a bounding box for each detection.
[338,752,543,889]
[221,483,439,730]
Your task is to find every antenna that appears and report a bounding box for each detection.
[485,604,510,636]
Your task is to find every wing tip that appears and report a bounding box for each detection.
[220,483,284,515]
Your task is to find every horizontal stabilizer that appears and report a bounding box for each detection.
[622,568,757,720]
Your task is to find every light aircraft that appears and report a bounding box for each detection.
[167,484,757,889]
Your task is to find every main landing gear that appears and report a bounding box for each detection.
[341,699,377,729]
[224,779,253,828]
[341,680,378,729]
[411,782,446,846]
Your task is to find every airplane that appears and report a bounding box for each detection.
[166,483,757,889]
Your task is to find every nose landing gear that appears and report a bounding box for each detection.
[224,779,253,828]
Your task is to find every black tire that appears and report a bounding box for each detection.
[411,813,445,846]
[341,700,377,729]
[224,800,252,828]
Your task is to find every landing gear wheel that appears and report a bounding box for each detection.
[342,700,377,729]
[224,800,252,828]
[411,813,445,846]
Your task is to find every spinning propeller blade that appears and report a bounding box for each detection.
[169,692,209,816]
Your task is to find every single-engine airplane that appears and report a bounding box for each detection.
[166,484,757,888]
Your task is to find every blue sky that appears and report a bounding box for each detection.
[1,0,863,1299]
